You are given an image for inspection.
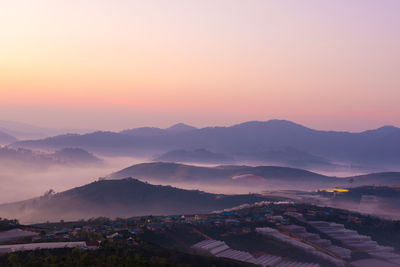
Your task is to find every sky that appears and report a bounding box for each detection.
[0,0,399,132]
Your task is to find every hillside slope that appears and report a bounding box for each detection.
[109,162,400,189]
[0,131,17,144]
[0,178,268,223]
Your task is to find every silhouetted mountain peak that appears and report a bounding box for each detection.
[14,119,400,169]
[120,123,197,135]
[52,147,101,163]
[166,123,197,133]
[376,125,399,132]
[362,125,400,135]
[120,127,165,136]
[233,120,309,131]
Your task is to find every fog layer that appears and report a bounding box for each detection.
[0,157,142,203]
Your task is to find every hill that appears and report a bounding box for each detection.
[0,178,268,223]
[109,162,341,190]
[109,162,400,190]
[165,123,198,133]
[13,120,400,170]
[154,149,234,164]
[0,147,101,169]
[51,147,101,165]
[350,172,400,185]
[0,131,17,144]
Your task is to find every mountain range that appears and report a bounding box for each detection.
[0,147,101,169]
[109,162,400,190]
[2,161,400,223]
[120,122,197,136]
[0,120,95,140]
[0,178,268,223]
[12,120,400,171]
[154,149,234,164]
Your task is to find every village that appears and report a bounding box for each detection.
[1,201,400,266]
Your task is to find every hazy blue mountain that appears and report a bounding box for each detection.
[154,149,234,164]
[235,147,335,169]
[120,127,166,136]
[0,119,95,140]
[51,148,101,165]
[120,123,197,136]
[14,120,400,170]
[110,162,234,182]
[109,162,340,190]
[0,130,17,144]
[0,178,268,223]
[109,162,400,189]
[165,123,197,133]
[109,162,332,182]
[0,147,101,169]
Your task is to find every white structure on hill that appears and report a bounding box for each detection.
[191,239,319,267]
[256,227,344,267]
[308,221,400,266]
[279,224,351,259]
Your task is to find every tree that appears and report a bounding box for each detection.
[8,254,20,267]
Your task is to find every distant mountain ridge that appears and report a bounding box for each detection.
[13,120,400,170]
[0,130,17,144]
[0,147,101,169]
[235,147,335,169]
[120,123,197,135]
[109,162,339,190]
[165,123,197,133]
[155,149,234,164]
[0,178,268,223]
[111,161,328,181]
[109,162,400,189]
[0,120,95,140]
[2,161,400,223]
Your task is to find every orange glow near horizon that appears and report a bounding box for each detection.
[1,0,399,131]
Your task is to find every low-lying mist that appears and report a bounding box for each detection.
[2,154,397,205]
[0,156,143,204]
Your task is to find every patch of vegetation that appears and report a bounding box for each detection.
[0,218,19,231]
[0,240,254,267]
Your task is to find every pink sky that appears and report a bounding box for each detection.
[0,0,399,131]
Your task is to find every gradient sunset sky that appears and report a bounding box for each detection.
[1,0,399,131]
